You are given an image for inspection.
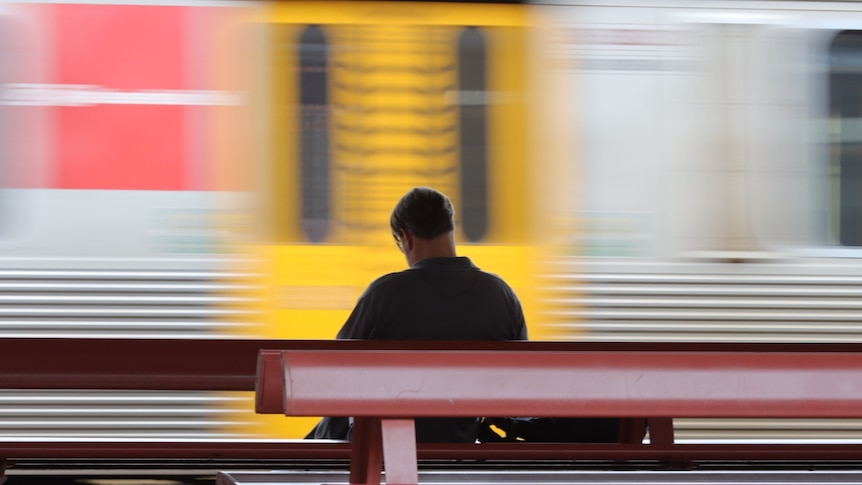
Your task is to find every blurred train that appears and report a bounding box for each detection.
[536,0,862,442]
[2,0,862,442]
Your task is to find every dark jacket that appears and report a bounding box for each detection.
[307,256,527,442]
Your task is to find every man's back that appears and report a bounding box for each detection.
[335,257,526,443]
[336,257,527,341]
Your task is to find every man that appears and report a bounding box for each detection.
[307,186,527,442]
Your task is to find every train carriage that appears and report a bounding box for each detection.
[0,0,257,440]
[536,0,862,441]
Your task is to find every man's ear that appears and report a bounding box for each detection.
[401,229,415,251]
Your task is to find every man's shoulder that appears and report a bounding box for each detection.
[474,268,513,288]
[364,270,414,293]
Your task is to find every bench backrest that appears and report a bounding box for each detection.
[0,338,308,391]
[5,338,858,393]
[275,349,862,418]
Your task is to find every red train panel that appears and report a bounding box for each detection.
[53,4,188,190]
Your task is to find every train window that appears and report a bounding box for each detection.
[457,27,488,243]
[298,25,330,243]
[829,31,862,246]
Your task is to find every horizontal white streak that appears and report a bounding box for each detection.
[1,83,246,107]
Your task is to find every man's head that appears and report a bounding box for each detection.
[390,187,456,264]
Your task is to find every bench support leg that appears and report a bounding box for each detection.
[648,417,674,445]
[350,417,384,485]
[381,418,418,485]
[350,417,418,485]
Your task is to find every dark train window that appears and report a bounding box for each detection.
[829,31,862,246]
[298,25,330,243]
[458,27,488,243]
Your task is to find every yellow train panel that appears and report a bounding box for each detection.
[218,1,556,439]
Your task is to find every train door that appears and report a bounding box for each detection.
[825,29,862,249]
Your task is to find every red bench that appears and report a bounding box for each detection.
[254,344,862,485]
[5,339,862,485]
[0,338,665,483]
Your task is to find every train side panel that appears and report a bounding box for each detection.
[537,0,862,440]
[0,1,258,441]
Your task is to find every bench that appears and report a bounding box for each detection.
[5,339,862,485]
[0,338,675,483]
[252,343,862,485]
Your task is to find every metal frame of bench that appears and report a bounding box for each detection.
[4,339,862,484]
[260,346,862,485]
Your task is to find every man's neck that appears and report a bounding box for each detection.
[407,233,456,266]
